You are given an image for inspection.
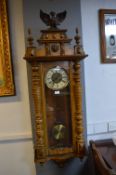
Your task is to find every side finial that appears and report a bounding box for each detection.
[25,28,36,57]
[27,28,34,47]
[74,28,85,55]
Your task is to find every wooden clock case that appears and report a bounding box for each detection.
[24,17,87,164]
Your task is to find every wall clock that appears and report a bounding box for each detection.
[24,10,88,165]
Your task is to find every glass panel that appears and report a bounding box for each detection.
[105,14,116,59]
[45,79,72,149]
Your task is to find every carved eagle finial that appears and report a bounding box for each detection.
[40,10,67,29]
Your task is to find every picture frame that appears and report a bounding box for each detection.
[0,0,15,96]
[99,9,116,63]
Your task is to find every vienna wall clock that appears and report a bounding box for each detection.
[24,10,88,165]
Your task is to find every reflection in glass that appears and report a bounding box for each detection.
[105,14,116,59]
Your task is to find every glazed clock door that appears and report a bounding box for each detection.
[43,61,73,151]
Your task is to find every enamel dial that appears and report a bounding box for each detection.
[45,66,69,90]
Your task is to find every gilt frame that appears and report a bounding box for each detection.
[0,0,15,96]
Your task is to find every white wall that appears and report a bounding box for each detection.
[0,0,35,174]
[80,0,116,140]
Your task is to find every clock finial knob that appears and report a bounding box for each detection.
[27,28,34,47]
[74,28,85,55]
[25,28,36,57]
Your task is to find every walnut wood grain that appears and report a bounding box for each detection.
[73,62,85,157]
[32,63,47,163]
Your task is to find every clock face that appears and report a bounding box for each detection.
[45,66,69,90]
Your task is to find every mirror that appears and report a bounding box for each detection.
[99,9,116,63]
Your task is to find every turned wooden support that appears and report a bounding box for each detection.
[73,62,84,156]
[32,64,47,163]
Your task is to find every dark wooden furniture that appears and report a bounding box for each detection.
[90,139,116,175]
